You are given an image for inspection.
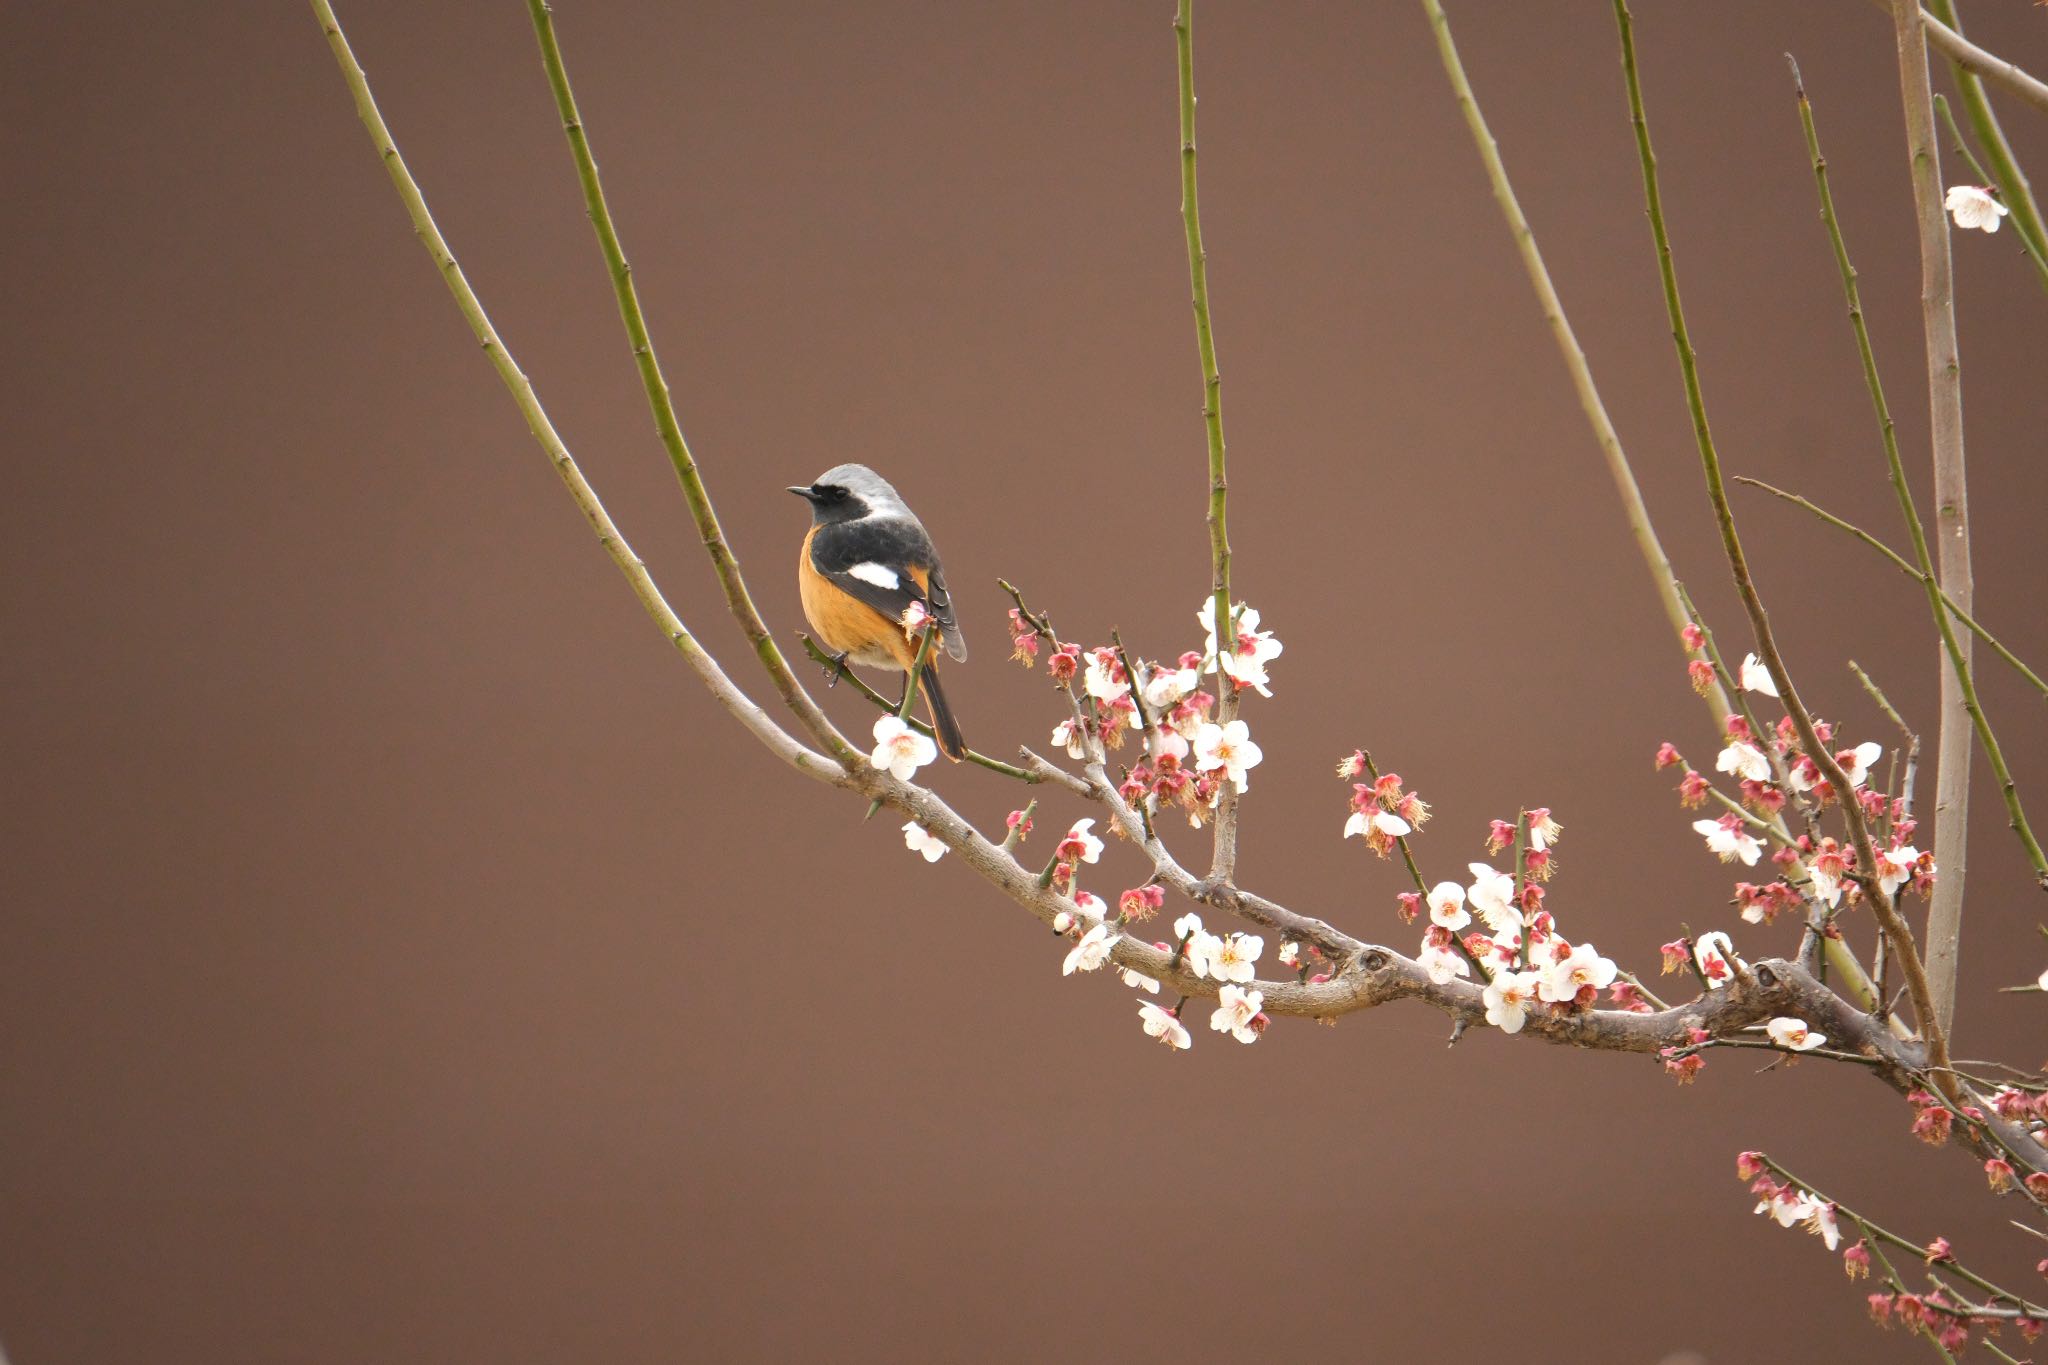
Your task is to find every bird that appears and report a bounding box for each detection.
[789,463,968,761]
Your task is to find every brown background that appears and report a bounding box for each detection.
[6,2,2047,1361]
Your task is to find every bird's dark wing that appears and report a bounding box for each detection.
[811,516,966,659]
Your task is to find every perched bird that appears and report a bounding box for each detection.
[790,464,968,760]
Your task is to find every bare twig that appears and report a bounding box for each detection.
[525,0,856,767]
[311,0,840,789]
[1734,478,2048,701]
[1421,0,1737,732]
[1174,0,1243,889]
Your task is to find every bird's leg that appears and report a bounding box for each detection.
[820,650,850,687]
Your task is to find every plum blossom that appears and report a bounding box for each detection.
[1193,719,1262,792]
[1739,652,1779,697]
[1083,649,1131,706]
[1806,839,1851,908]
[1427,881,1470,931]
[1757,1183,1817,1229]
[1344,808,1412,841]
[1206,932,1264,983]
[1538,942,1617,1003]
[1483,970,1542,1033]
[1945,184,2009,232]
[1467,862,1521,932]
[1766,1017,1826,1052]
[1876,844,1924,898]
[869,715,939,780]
[1418,940,1471,985]
[1051,910,1074,934]
[1138,1001,1191,1050]
[1526,808,1564,851]
[1695,930,1741,986]
[1119,966,1161,995]
[1277,941,1300,968]
[1050,718,1089,759]
[1693,815,1763,866]
[901,822,948,862]
[1837,741,1883,789]
[1716,741,1771,784]
[1198,597,1284,696]
[1058,818,1105,865]
[1209,984,1265,1043]
[1141,655,1201,711]
[1061,922,1116,975]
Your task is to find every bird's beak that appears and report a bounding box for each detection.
[786,485,814,500]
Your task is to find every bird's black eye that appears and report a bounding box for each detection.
[817,484,848,503]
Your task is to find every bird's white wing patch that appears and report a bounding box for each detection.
[846,562,901,590]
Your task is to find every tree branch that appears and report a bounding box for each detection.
[311,0,841,789]
[1173,0,1244,888]
[1892,0,1984,1044]
[1734,477,2048,702]
[1921,0,2048,293]
[525,0,856,766]
[1422,0,1738,735]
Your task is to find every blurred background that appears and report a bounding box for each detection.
[6,2,2047,1360]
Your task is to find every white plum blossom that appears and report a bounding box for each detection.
[1052,910,1074,934]
[1050,718,1088,759]
[1146,725,1190,765]
[1182,929,1225,980]
[1120,966,1162,995]
[1695,930,1742,986]
[1527,810,1564,851]
[1538,941,1617,1003]
[1344,808,1411,841]
[1693,817,1763,866]
[1198,597,1284,696]
[1715,740,1771,784]
[1805,1201,1842,1251]
[1467,862,1521,932]
[1277,941,1300,968]
[1072,891,1107,918]
[1083,652,1130,706]
[1173,911,1204,942]
[1209,984,1264,1043]
[2039,965,2048,991]
[1838,741,1883,789]
[1483,970,1542,1033]
[1141,660,1199,711]
[1765,1017,1826,1052]
[1192,719,1263,792]
[1061,922,1116,976]
[1426,881,1471,931]
[1758,1184,1817,1229]
[1418,941,1471,985]
[1138,1001,1192,1050]
[869,715,938,780]
[1945,184,2009,232]
[901,822,948,862]
[1062,818,1105,865]
[1876,845,1923,898]
[1206,932,1264,983]
[1739,652,1779,697]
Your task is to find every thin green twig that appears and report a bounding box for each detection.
[525,0,855,767]
[1421,0,1735,733]
[1734,477,2048,701]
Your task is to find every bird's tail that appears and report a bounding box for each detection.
[922,664,967,761]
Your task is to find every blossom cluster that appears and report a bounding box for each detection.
[1658,637,1934,944]
[1025,598,1280,829]
[1737,1153,2046,1355]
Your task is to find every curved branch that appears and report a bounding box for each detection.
[310,0,840,790]
[525,0,855,766]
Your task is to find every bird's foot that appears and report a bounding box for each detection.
[821,651,850,687]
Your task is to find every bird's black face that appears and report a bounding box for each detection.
[786,482,867,525]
